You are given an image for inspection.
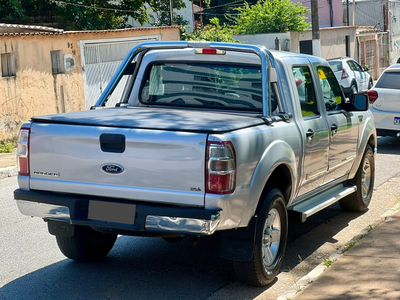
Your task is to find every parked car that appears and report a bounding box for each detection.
[367,64,400,136]
[328,57,373,97]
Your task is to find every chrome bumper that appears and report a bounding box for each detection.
[16,200,71,221]
[16,200,220,236]
[145,214,220,235]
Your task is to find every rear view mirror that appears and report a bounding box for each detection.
[350,94,369,111]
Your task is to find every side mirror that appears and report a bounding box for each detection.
[363,66,370,72]
[349,94,369,111]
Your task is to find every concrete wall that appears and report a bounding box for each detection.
[233,32,292,50]
[235,27,357,60]
[290,26,357,59]
[0,27,180,141]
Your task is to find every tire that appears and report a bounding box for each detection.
[340,145,375,212]
[56,225,117,262]
[234,188,288,287]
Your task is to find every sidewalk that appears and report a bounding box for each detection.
[279,207,400,300]
[0,152,17,179]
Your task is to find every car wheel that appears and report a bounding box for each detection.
[368,79,373,89]
[56,225,117,261]
[233,188,288,287]
[340,145,374,212]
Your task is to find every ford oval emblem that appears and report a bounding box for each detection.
[101,164,124,174]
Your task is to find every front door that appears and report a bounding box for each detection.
[317,65,359,183]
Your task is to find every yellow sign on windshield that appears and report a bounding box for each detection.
[318,69,326,79]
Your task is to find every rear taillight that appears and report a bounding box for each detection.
[206,141,236,194]
[341,68,349,79]
[367,90,378,104]
[17,128,30,176]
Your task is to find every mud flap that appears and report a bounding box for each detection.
[47,220,75,237]
[220,216,257,261]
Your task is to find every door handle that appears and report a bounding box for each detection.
[331,124,338,135]
[306,129,315,140]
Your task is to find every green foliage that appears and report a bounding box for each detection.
[148,0,187,26]
[322,258,336,268]
[232,0,310,34]
[0,0,189,30]
[182,17,238,42]
[0,141,15,153]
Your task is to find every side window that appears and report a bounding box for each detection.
[347,60,357,71]
[317,66,343,112]
[292,66,319,118]
[353,61,363,72]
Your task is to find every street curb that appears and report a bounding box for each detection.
[0,166,18,179]
[276,201,400,300]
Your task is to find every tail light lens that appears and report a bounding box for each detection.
[206,141,236,194]
[367,90,378,104]
[341,68,349,79]
[17,128,30,176]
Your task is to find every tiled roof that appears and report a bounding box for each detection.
[0,23,64,33]
[0,25,180,37]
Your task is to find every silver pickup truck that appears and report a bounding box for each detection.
[14,41,376,286]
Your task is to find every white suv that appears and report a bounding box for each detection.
[367,64,400,136]
[328,57,373,97]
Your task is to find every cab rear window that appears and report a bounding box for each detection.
[139,63,263,112]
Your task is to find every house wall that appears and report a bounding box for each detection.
[290,26,357,59]
[0,27,180,141]
[294,0,343,27]
[234,27,357,60]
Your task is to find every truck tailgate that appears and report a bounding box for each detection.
[29,123,207,206]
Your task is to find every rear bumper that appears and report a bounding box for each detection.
[14,189,221,236]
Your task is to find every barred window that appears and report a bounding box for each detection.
[1,53,16,77]
[51,50,64,74]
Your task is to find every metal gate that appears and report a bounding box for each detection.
[81,36,159,109]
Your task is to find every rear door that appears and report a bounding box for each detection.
[317,65,359,183]
[291,61,330,196]
[348,60,367,91]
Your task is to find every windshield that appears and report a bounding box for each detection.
[139,63,263,112]
[375,72,400,89]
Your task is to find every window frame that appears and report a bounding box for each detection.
[50,50,64,74]
[1,52,16,78]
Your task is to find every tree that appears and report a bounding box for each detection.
[147,0,187,26]
[232,0,310,34]
[183,17,238,42]
[0,0,186,30]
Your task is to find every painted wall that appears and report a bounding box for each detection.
[235,27,356,60]
[0,27,180,141]
[290,26,357,59]
[294,0,344,27]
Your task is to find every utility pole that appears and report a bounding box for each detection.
[311,0,321,56]
[170,0,173,25]
[352,0,356,25]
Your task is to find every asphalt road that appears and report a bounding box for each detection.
[1,136,400,300]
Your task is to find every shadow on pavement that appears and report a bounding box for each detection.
[0,204,367,300]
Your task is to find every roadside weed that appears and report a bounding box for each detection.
[0,141,14,153]
[322,258,336,268]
